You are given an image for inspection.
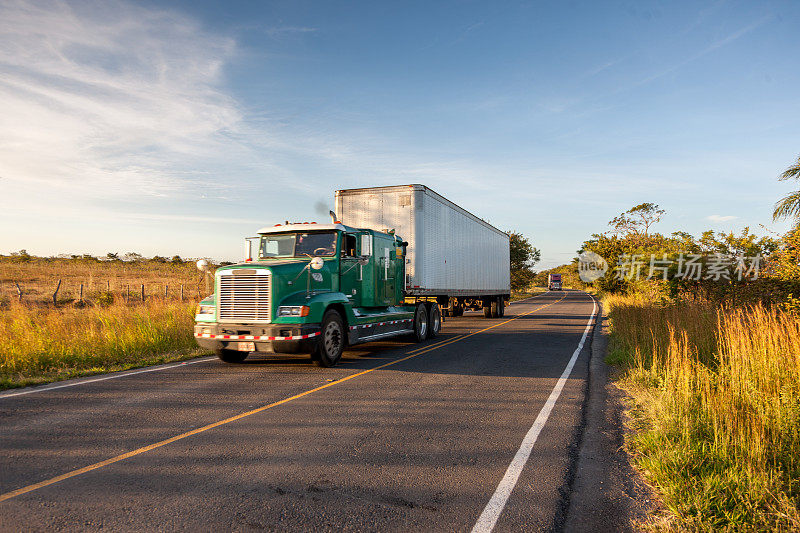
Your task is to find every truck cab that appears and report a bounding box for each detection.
[548,273,562,291]
[194,223,441,367]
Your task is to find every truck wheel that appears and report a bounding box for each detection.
[412,303,428,342]
[498,298,505,317]
[312,310,345,367]
[490,298,499,318]
[214,348,248,364]
[426,303,441,339]
[483,304,492,318]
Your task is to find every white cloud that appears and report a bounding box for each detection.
[706,214,738,223]
[0,0,242,203]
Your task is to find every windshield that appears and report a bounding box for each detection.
[259,232,338,258]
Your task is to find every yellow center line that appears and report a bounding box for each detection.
[0,291,571,503]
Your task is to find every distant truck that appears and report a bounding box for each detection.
[194,184,510,367]
[548,273,562,291]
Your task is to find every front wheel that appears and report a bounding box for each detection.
[312,310,346,367]
[412,303,428,342]
[427,303,441,339]
[215,348,248,364]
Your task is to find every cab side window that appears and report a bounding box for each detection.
[344,234,357,257]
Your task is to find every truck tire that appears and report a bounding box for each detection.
[490,298,499,318]
[311,310,345,367]
[498,297,505,317]
[215,348,248,364]
[426,303,441,339]
[412,303,428,342]
[483,304,492,318]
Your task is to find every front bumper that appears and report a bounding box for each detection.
[194,322,321,353]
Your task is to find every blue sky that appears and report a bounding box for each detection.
[1,0,798,268]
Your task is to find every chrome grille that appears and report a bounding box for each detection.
[218,272,272,322]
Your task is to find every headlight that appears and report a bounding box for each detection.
[277,305,310,317]
[196,304,215,315]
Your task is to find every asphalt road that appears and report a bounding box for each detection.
[0,290,600,532]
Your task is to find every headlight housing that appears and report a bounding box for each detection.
[196,304,215,315]
[277,305,310,317]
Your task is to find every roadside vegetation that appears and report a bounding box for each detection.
[561,156,800,530]
[607,297,800,530]
[509,231,544,300]
[0,253,216,390]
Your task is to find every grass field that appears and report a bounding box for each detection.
[0,256,209,306]
[606,294,800,531]
[0,300,206,390]
[0,257,212,390]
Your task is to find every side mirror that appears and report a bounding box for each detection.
[360,234,372,257]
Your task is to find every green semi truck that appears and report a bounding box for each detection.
[194,185,510,367]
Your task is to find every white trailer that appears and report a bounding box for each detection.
[335,184,510,318]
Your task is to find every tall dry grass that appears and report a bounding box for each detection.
[607,295,800,531]
[0,300,204,389]
[0,256,209,306]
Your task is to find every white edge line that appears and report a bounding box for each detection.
[471,294,597,533]
[0,357,216,400]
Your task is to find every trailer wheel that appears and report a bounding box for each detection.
[214,348,248,364]
[498,298,505,317]
[490,298,500,318]
[311,310,345,367]
[426,303,441,339]
[483,304,492,318]
[412,303,428,342]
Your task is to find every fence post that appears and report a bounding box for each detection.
[14,282,22,302]
[141,284,145,302]
[106,280,110,292]
[79,283,83,303]
[164,285,168,299]
[53,279,62,306]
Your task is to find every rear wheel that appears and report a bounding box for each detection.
[483,304,492,318]
[498,297,505,317]
[312,310,345,367]
[215,348,248,364]
[490,298,499,318]
[427,303,441,339]
[412,303,428,342]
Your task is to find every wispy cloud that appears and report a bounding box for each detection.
[706,214,738,223]
[263,26,317,39]
[0,0,243,205]
[635,15,772,87]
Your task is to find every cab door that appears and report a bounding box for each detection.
[375,236,397,306]
[339,232,362,307]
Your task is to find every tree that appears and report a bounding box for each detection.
[768,229,800,281]
[10,249,32,262]
[106,252,119,260]
[773,154,800,226]
[171,255,183,264]
[608,203,665,238]
[508,231,541,291]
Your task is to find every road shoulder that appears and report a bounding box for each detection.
[563,303,657,532]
